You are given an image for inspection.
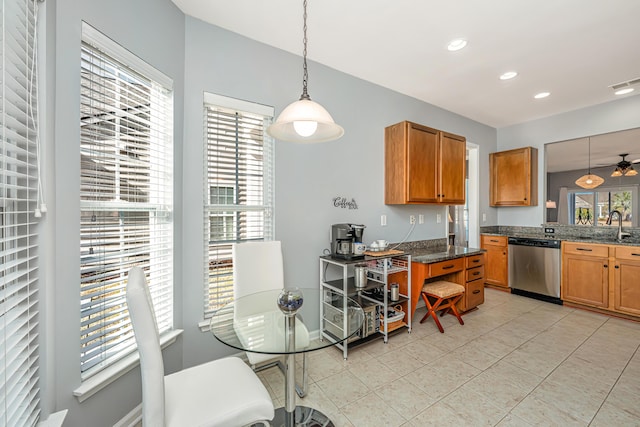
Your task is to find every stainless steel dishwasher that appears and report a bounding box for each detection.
[508,237,562,304]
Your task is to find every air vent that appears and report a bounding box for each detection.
[610,77,640,90]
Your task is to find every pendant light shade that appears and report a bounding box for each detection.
[268,98,344,143]
[575,137,603,189]
[267,0,343,143]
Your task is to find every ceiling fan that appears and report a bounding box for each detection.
[611,153,639,177]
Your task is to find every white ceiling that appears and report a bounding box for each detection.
[171,0,640,129]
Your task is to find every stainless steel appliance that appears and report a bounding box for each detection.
[508,236,562,304]
[330,223,366,259]
[323,296,379,343]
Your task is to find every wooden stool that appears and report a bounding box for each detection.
[420,280,465,333]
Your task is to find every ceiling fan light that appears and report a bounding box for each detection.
[611,167,623,177]
[625,167,638,176]
[575,173,604,189]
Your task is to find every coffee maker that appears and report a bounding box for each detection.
[330,223,366,259]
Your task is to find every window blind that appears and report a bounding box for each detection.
[0,0,41,425]
[203,94,274,316]
[79,24,174,377]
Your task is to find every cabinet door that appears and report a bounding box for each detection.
[407,124,439,202]
[484,245,508,287]
[614,260,640,315]
[562,255,608,307]
[439,132,466,204]
[490,147,537,206]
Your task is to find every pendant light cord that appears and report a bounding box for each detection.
[300,0,310,100]
[588,137,592,173]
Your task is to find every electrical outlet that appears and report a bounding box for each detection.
[409,215,416,224]
[544,227,555,234]
[418,214,424,224]
[436,214,442,223]
[381,214,387,226]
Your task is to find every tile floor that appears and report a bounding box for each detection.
[257,288,640,426]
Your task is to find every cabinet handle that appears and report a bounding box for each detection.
[524,198,527,201]
[615,265,620,269]
[576,248,592,252]
[472,272,480,276]
[442,265,455,270]
[472,290,481,294]
[604,264,608,268]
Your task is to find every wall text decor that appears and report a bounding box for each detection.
[333,197,358,209]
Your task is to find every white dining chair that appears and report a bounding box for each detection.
[126,266,274,427]
[232,240,310,396]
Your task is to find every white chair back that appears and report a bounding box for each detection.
[126,267,165,427]
[232,240,284,298]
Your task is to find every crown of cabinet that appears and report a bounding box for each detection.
[384,121,466,205]
[489,146,538,207]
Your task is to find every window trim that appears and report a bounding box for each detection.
[73,329,182,402]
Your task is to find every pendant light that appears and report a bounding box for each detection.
[575,137,604,189]
[267,0,344,143]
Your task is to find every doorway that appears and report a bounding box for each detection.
[449,142,479,247]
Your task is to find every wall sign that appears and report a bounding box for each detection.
[333,196,358,210]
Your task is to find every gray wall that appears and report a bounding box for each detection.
[47,0,185,426]
[45,2,497,425]
[180,16,498,368]
[496,95,640,227]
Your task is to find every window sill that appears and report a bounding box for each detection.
[73,329,183,403]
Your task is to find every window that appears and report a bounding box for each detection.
[203,93,274,316]
[568,187,637,227]
[79,23,174,378]
[1,0,41,424]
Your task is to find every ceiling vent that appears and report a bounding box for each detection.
[610,77,640,90]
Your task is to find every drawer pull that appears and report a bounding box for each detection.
[472,272,480,276]
[472,290,481,294]
[576,248,593,252]
[442,265,455,270]
[472,259,479,263]
[490,239,499,242]
[632,253,640,257]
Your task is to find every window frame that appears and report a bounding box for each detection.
[79,22,174,379]
[566,185,638,227]
[201,93,275,321]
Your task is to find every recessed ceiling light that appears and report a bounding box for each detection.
[534,92,550,99]
[447,39,467,51]
[615,87,635,95]
[499,71,518,80]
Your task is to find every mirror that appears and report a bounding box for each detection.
[545,127,640,227]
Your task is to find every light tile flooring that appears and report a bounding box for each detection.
[257,288,640,426]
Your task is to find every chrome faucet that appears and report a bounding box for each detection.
[606,210,631,241]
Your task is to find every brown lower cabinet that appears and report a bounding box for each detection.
[562,241,640,318]
[481,234,508,288]
[613,246,640,316]
[562,242,609,308]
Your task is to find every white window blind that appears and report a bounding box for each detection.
[1,0,41,425]
[203,94,274,316]
[80,24,174,377]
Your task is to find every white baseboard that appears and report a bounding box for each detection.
[113,404,141,427]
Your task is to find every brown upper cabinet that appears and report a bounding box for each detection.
[490,146,538,206]
[385,121,466,205]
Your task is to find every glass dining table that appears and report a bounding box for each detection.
[210,287,364,427]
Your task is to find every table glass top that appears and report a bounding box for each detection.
[210,288,364,355]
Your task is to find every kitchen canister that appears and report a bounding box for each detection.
[354,264,367,288]
[390,283,400,301]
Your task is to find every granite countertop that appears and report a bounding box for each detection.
[482,231,640,247]
[406,245,485,264]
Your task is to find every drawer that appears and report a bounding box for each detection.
[429,257,464,277]
[563,242,609,257]
[481,235,507,247]
[466,265,485,282]
[465,253,485,268]
[465,279,484,309]
[615,246,640,261]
